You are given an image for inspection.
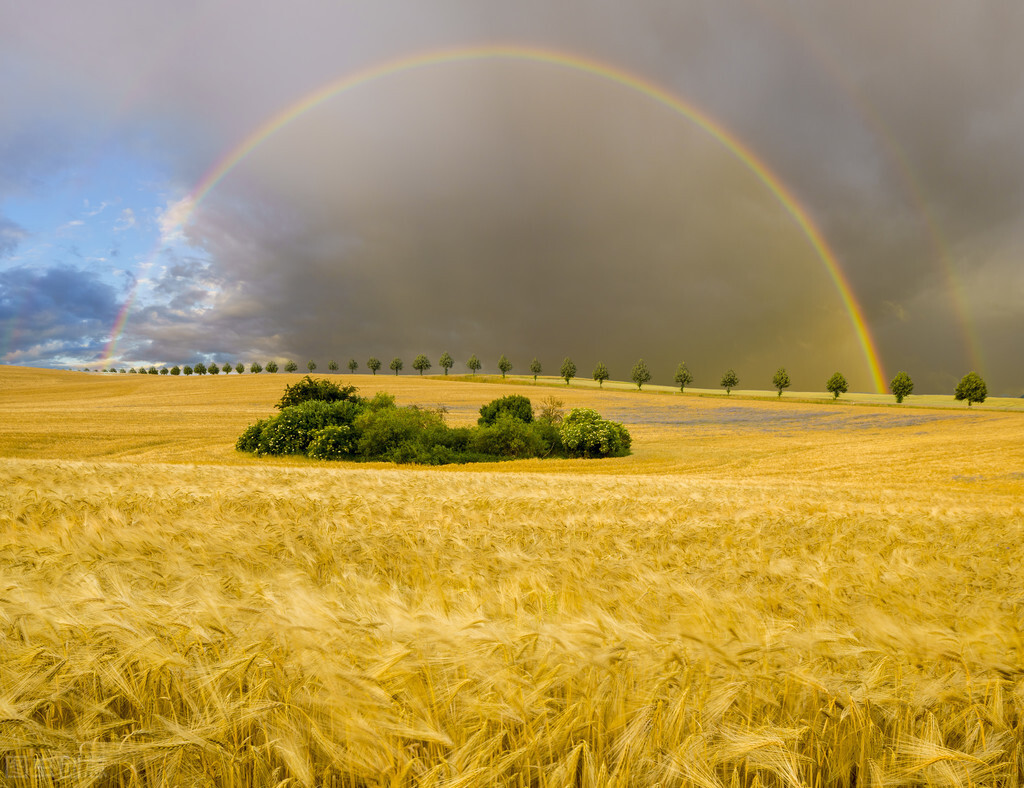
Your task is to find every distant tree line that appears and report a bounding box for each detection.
[96,356,991,405]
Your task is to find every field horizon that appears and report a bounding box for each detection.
[2,364,1023,786]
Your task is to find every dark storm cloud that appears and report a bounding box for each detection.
[0,266,120,363]
[2,1,1022,391]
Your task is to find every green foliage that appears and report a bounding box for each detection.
[497,355,512,378]
[276,375,361,409]
[222,362,232,374]
[720,369,738,394]
[559,408,631,459]
[306,425,357,460]
[194,362,207,375]
[439,352,453,375]
[250,362,263,374]
[129,368,137,374]
[674,363,692,393]
[467,355,481,375]
[160,368,169,375]
[478,394,533,426]
[773,367,791,397]
[955,372,987,406]
[530,358,542,381]
[252,400,363,456]
[148,367,159,375]
[413,354,432,375]
[389,357,403,375]
[367,357,381,375]
[208,363,220,375]
[471,413,545,459]
[307,360,317,373]
[826,372,848,399]
[328,360,339,372]
[284,361,298,373]
[235,363,244,374]
[347,359,358,373]
[593,361,609,387]
[265,360,278,373]
[560,357,576,385]
[890,371,914,403]
[183,366,193,376]
[631,359,651,390]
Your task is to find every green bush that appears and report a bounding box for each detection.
[276,376,361,409]
[249,400,363,456]
[471,413,544,459]
[478,394,533,426]
[307,425,357,460]
[559,408,631,458]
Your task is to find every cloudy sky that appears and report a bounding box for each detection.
[1,1,1022,394]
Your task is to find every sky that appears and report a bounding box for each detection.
[1,1,1022,395]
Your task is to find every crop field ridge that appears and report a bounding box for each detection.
[1,367,1023,786]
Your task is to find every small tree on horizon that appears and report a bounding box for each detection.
[413,354,432,375]
[208,363,220,375]
[265,360,278,373]
[389,357,403,376]
[250,362,263,374]
[160,367,169,375]
[194,362,207,375]
[497,355,512,378]
[674,363,692,393]
[170,365,181,376]
[222,362,232,374]
[348,359,358,373]
[183,365,193,376]
[720,369,738,395]
[467,355,481,375]
[284,360,298,373]
[235,362,244,374]
[367,357,381,375]
[890,371,913,403]
[307,360,317,373]
[631,359,651,390]
[560,357,576,386]
[328,360,339,372]
[773,367,791,398]
[530,358,542,381]
[826,372,848,400]
[593,361,609,387]
[439,352,453,375]
[955,371,987,407]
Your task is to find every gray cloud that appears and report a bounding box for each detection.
[2,1,1022,392]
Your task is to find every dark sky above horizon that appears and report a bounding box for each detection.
[2,2,1022,394]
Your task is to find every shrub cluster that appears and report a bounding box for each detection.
[237,382,631,464]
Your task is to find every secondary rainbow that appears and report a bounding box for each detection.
[150,44,889,391]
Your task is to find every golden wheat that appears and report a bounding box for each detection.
[1,367,1023,786]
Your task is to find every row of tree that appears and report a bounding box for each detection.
[96,356,990,405]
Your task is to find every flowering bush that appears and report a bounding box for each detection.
[559,408,631,458]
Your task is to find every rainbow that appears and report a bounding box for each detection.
[120,44,889,391]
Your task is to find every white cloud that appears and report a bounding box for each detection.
[157,197,195,245]
[114,207,136,231]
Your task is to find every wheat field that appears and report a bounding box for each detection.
[1,367,1023,787]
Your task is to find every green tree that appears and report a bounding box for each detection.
[497,355,512,378]
[170,365,181,376]
[328,360,339,372]
[194,362,207,375]
[160,367,169,375]
[772,367,791,398]
[266,360,278,373]
[826,372,848,399]
[235,362,245,374]
[955,372,987,406]
[367,357,381,375]
[720,369,738,394]
[560,357,576,385]
[530,358,542,381]
[250,362,263,374]
[439,352,453,375]
[307,360,317,373]
[631,359,651,390]
[593,361,609,387]
[674,363,692,393]
[219,362,230,374]
[285,360,298,373]
[413,354,432,375]
[467,355,481,375]
[389,357,403,376]
[890,371,913,403]
[208,363,220,375]
[183,365,193,376]
[348,359,358,374]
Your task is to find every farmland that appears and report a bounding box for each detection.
[1,366,1023,786]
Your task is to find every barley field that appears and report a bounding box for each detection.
[1,367,1023,787]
